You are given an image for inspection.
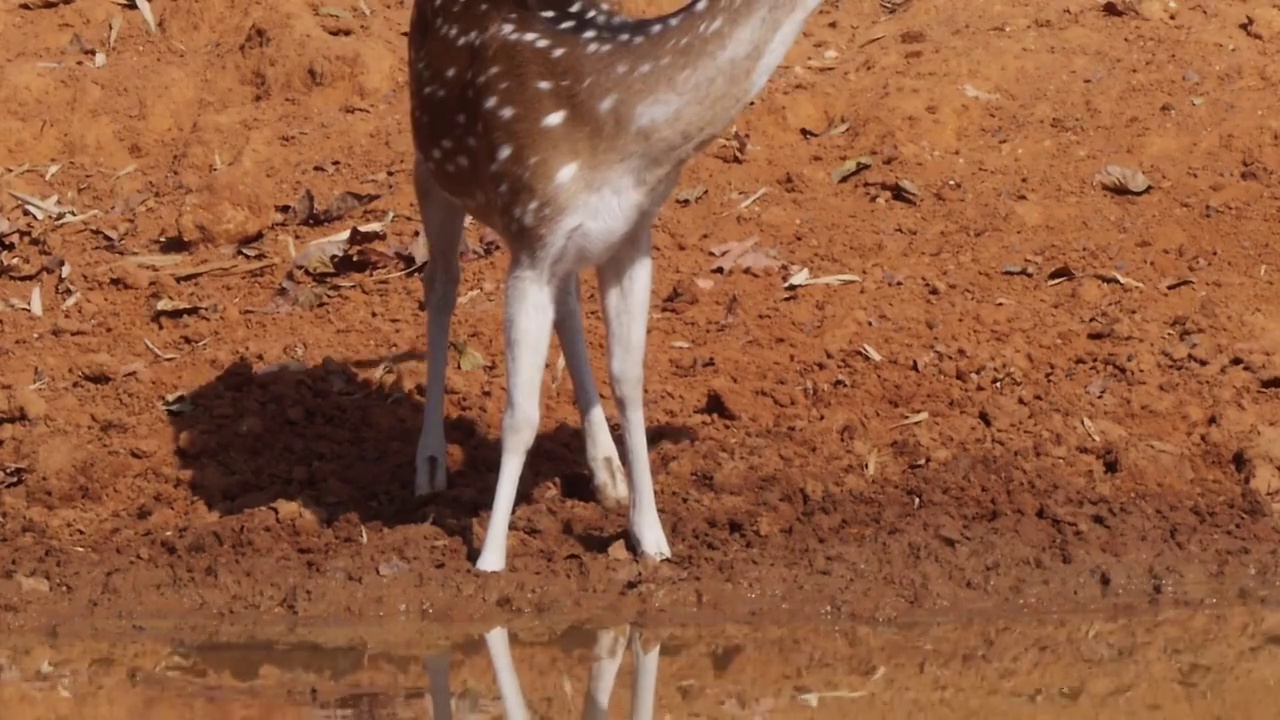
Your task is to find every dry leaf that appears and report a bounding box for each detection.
[1096,165,1151,195]
[710,236,760,273]
[674,186,707,206]
[161,392,195,415]
[960,83,1001,102]
[785,267,863,289]
[1046,265,1080,286]
[890,411,930,429]
[893,179,922,204]
[1082,416,1101,442]
[797,690,869,708]
[292,213,392,275]
[860,344,884,362]
[802,119,851,139]
[154,298,210,317]
[451,340,486,371]
[831,157,873,184]
[1099,271,1144,289]
[283,188,316,225]
[317,191,380,224]
[1161,277,1196,291]
[143,339,178,360]
[18,0,74,8]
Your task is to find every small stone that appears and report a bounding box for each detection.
[78,353,118,383]
[15,574,51,593]
[377,556,410,577]
[607,539,631,561]
[15,388,46,421]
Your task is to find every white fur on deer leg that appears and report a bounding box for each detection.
[629,629,662,720]
[601,232,671,560]
[414,157,465,497]
[474,266,558,573]
[555,275,629,508]
[583,626,630,720]
[483,627,532,720]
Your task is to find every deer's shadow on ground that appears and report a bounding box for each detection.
[168,359,696,554]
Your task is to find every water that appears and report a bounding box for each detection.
[5,603,1280,718]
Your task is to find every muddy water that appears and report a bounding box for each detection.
[4,603,1280,719]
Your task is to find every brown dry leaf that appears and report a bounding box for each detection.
[318,191,380,224]
[163,258,274,280]
[802,118,852,139]
[1161,277,1196,291]
[143,338,179,361]
[1082,416,1101,442]
[1101,0,1139,15]
[265,277,331,313]
[451,340,486,372]
[831,157,873,184]
[674,186,707,206]
[1096,165,1151,195]
[281,188,316,225]
[1046,265,1080,286]
[893,179,922,204]
[736,250,782,276]
[1,464,27,490]
[18,0,74,8]
[890,411,930,429]
[785,267,863,289]
[161,392,195,415]
[1098,270,1144,289]
[317,6,353,19]
[282,189,379,226]
[292,213,392,276]
[154,297,210,317]
[710,236,760,273]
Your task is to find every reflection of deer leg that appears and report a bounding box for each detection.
[484,627,531,720]
[424,651,453,720]
[629,629,662,720]
[583,626,631,720]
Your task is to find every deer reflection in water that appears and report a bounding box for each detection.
[422,625,660,720]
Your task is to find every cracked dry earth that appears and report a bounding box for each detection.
[4,0,1280,701]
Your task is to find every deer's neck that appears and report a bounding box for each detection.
[607,0,822,165]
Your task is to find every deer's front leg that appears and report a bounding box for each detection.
[598,229,671,561]
[556,273,629,509]
[474,262,558,573]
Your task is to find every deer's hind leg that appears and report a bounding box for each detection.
[414,156,466,496]
[555,273,629,509]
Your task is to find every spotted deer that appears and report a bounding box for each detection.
[409,0,824,572]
